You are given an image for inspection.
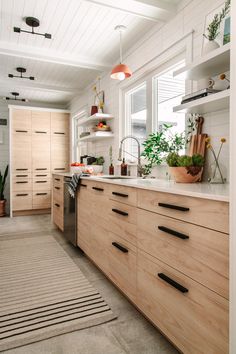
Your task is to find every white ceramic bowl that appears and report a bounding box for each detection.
[70,166,86,174]
[87,165,103,174]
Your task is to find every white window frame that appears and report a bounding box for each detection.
[72,110,87,162]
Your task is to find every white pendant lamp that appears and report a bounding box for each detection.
[111,25,132,81]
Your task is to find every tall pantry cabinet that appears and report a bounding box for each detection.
[10,107,70,215]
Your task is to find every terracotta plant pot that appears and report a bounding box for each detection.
[169,167,203,183]
[0,199,6,216]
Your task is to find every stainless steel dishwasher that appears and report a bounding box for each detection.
[63,176,77,246]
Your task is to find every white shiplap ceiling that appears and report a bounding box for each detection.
[0,0,180,106]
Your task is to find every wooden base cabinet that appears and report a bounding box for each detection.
[77,180,229,354]
[52,174,64,231]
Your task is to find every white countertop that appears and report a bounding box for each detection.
[53,173,229,202]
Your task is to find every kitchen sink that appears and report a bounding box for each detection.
[98,176,138,180]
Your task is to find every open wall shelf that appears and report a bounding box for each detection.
[77,113,114,127]
[79,132,114,142]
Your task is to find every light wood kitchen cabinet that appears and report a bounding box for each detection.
[76,179,229,354]
[52,174,64,231]
[10,108,70,214]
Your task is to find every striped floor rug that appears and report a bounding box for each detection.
[0,235,116,352]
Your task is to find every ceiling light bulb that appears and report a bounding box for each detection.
[117,72,126,81]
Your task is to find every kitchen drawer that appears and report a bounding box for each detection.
[108,232,137,301]
[12,179,32,192]
[53,184,63,199]
[51,112,69,136]
[33,191,51,209]
[13,172,32,179]
[33,179,51,191]
[137,208,229,299]
[108,184,137,206]
[12,192,32,211]
[137,189,229,233]
[32,111,50,134]
[88,181,109,196]
[137,250,229,354]
[53,202,64,231]
[53,174,63,185]
[78,181,91,201]
[12,109,31,135]
[108,200,137,245]
[33,172,51,179]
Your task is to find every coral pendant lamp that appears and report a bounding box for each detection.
[111,25,132,81]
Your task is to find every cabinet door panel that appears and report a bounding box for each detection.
[12,135,32,172]
[32,135,51,172]
[12,192,32,211]
[12,109,31,135]
[32,111,50,134]
[51,112,69,136]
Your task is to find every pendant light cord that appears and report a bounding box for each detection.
[119,30,122,64]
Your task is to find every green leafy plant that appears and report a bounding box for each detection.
[166,153,204,167]
[142,124,186,175]
[92,156,105,165]
[0,165,9,200]
[204,0,230,41]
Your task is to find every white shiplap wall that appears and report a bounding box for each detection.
[70,0,229,181]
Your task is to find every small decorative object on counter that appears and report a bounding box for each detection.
[219,73,230,89]
[166,153,204,183]
[206,137,227,184]
[0,165,9,217]
[109,146,114,175]
[121,158,128,176]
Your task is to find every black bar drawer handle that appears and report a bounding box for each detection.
[35,168,47,171]
[158,203,190,212]
[55,186,60,190]
[16,175,28,177]
[55,178,60,181]
[112,242,128,253]
[36,174,47,177]
[16,181,28,184]
[35,131,47,134]
[158,226,189,240]
[158,273,188,293]
[35,181,47,183]
[54,132,65,135]
[55,203,60,207]
[16,193,28,197]
[92,187,104,191]
[16,168,28,171]
[80,184,87,188]
[112,191,128,198]
[112,208,128,216]
[15,130,28,133]
[36,193,47,196]
[55,168,65,170]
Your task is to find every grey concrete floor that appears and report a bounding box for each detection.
[0,215,178,354]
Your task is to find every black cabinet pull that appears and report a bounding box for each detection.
[158,273,188,293]
[16,181,28,184]
[112,208,128,216]
[55,203,60,207]
[80,184,87,188]
[35,181,47,183]
[92,187,104,191]
[36,193,48,196]
[35,168,47,171]
[54,168,65,171]
[35,131,47,134]
[112,191,128,198]
[158,226,189,240]
[158,203,190,212]
[16,193,28,197]
[16,175,28,177]
[36,174,47,177]
[112,242,128,253]
[16,168,28,171]
[55,178,60,181]
[55,186,60,190]
[15,130,28,133]
[54,132,65,135]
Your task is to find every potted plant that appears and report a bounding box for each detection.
[90,156,105,174]
[166,153,204,183]
[0,165,9,216]
[203,0,230,54]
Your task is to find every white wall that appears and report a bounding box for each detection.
[70,0,229,181]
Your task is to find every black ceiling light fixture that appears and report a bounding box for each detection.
[13,17,52,39]
[3,92,28,102]
[8,67,35,80]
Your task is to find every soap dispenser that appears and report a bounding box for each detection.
[121,158,128,176]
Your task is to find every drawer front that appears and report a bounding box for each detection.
[33,191,51,209]
[12,179,32,192]
[32,111,51,134]
[33,179,51,191]
[108,185,137,206]
[53,174,63,185]
[137,250,229,354]
[53,203,64,231]
[137,209,229,299]
[137,189,229,233]
[89,181,109,196]
[78,182,90,201]
[12,109,31,135]
[107,200,137,245]
[108,232,137,301]
[53,185,63,201]
[12,192,32,211]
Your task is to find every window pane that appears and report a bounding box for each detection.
[155,62,185,137]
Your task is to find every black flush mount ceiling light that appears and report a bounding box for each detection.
[8,67,35,80]
[3,92,28,102]
[13,17,52,39]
